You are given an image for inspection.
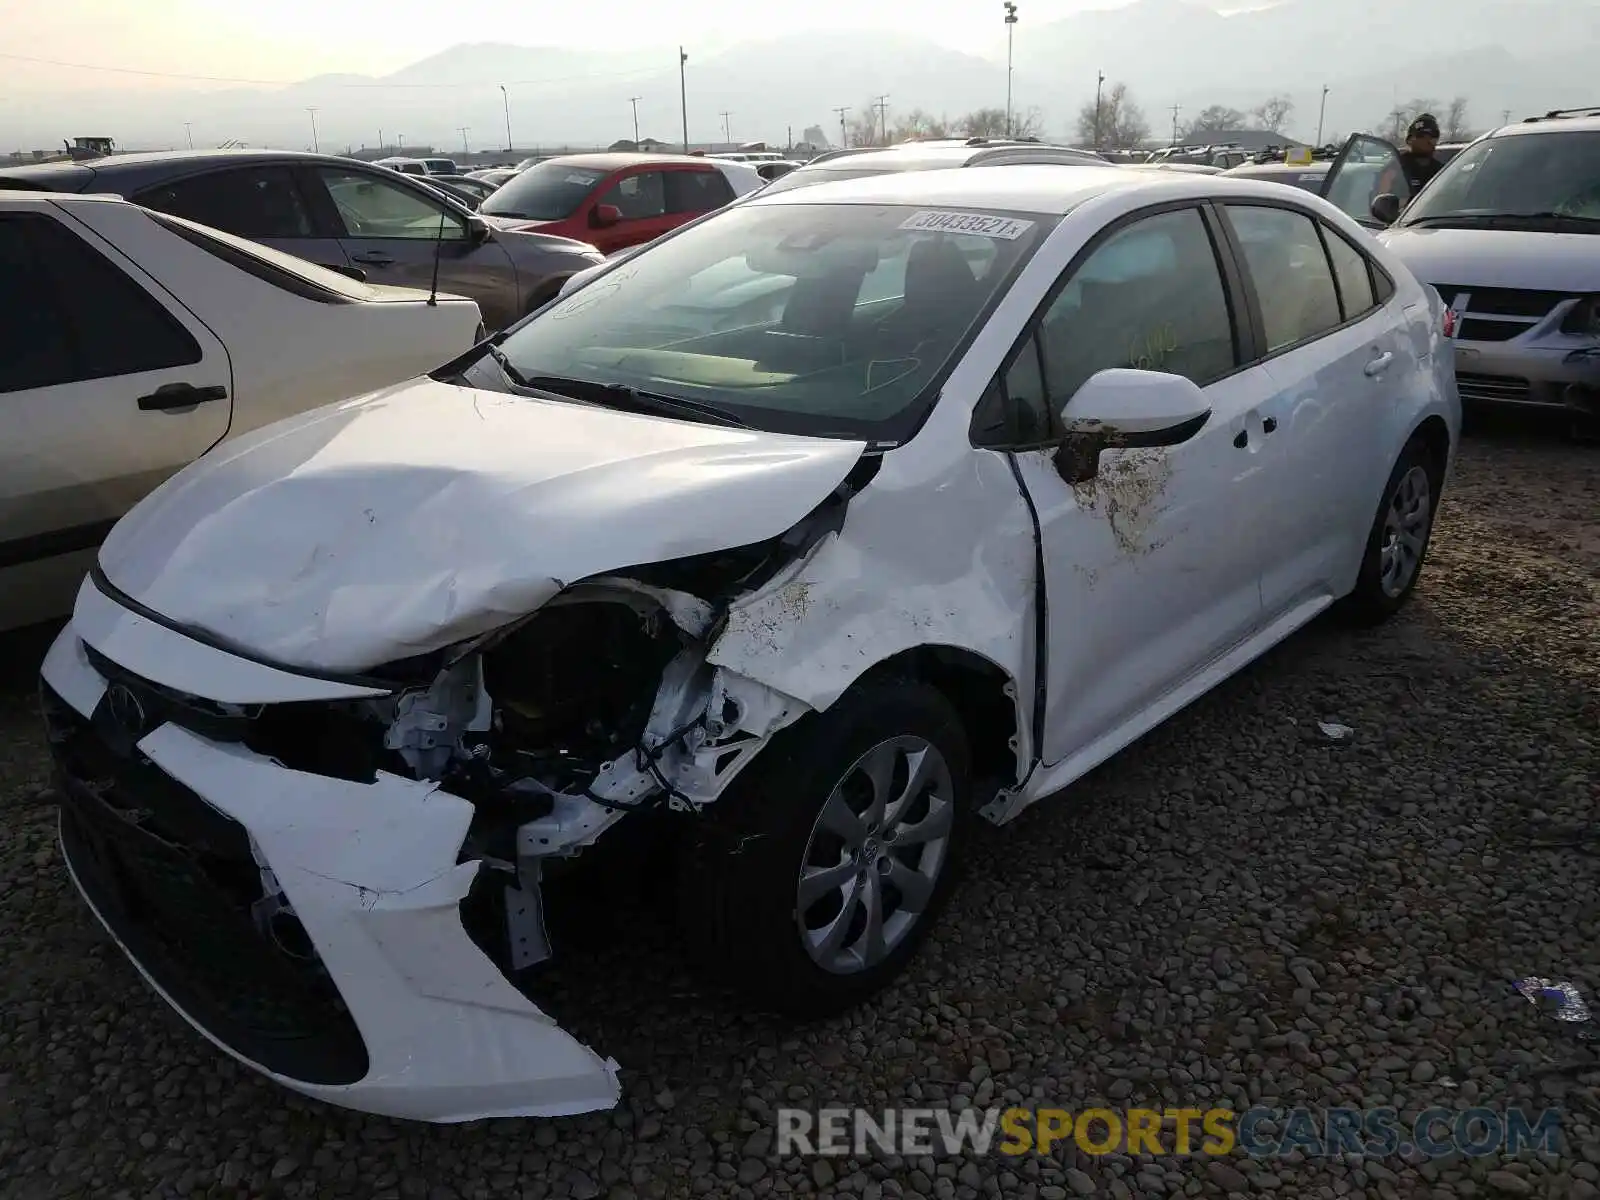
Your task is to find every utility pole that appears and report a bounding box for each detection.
[787,124,793,153]
[500,85,512,152]
[1004,2,1019,138]
[379,128,384,151]
[1093,73,1105,150]
[183,122,194,150]
[1316,84,1330,145]
[874,94,890,145]
[629,96,642,148]
[398,133,404,148]
[834,106,850,148]
[1502,108,1512,124]
[1169,104,1180,145]
[719,110,733,144]
[679,47,689,153]
[458,126,470,154]
[306,106,320,153]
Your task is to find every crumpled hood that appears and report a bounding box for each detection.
[98,377,865,674]
[1378,227,1600,293]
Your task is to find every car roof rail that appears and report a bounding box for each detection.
[1528,106,1600,122]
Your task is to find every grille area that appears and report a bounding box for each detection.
[1456,373,1533,404]
[1434,286,1569,343]
[44,680,370,1086]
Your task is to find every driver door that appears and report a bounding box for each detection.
[1319,134,1415,228]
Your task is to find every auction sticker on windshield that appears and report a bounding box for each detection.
[899,211,1036,239]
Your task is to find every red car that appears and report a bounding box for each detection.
[478,153,764,255]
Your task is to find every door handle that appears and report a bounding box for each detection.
[1364,351,1395,377]
[350,251,394,266]
[1262,416,1278,433]
[1233,429,1248,448]
[137,382,228,411]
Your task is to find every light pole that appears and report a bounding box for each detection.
[307,107,320,153]
[183,122,193,149]
[629,96,642,148]
[679,47,689,154]
[1093,72,1105,150]
[1004,2,1018,138]
[500,85,512,152]
[1316,85,1330,146]
[720,110,733,144]
[459,126,470,155]
[874,94,890,145]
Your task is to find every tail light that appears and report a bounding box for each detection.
[1441,308,1458,338]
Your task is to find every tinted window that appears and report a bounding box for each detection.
[1321,225,1378,319]
[317,168,466,240]
[480,162,609,220]
[0,212,200,394]
[135,165,314,239]
[1035,207,1238,406]
[666,168,735,213]
[601,171,667,219]
[1226,205,1342,351]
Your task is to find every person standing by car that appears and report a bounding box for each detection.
[1396,113,1445,192]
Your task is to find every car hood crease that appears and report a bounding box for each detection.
[97,377,866,674]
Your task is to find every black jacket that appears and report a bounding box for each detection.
[1397,150,1443,194]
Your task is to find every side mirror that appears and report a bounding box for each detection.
[590,204,622,229]
[1370,192,1402,226]
[1052,369,1211,485]
[467,214,493,243]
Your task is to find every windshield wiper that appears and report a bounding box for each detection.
[519,373,751,428]
[484,343,535,388]
[1496,211,1600,228]
[1401,214,1497,228]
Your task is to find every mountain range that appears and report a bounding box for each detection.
[6,0,1594,154]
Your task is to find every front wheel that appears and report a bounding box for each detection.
[676,679,971,1018]
[1338,435,1442,625]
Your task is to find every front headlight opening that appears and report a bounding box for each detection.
[1561,296,1600,337]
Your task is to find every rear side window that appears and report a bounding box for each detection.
[1320,225,1378,320]
[666,168,736,213]
[600,171,668,218]
[149,211,364,304]
[1224,205,1343,352]
[135,166,315,239]
[0,212,200,394]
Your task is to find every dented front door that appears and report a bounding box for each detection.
[1004,206,1274,766]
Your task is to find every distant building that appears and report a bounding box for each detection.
[71,136,115,157]
[607,137,674,152]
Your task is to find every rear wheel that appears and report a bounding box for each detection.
[676,679,970,1018]
[1338,435,1442,625]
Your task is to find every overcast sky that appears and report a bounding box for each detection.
[8,0,1248,88]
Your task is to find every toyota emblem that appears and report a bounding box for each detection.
[105,683,148,737]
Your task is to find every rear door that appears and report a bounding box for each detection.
[131,164,342,274]
[1319,134,1415,227]
[303,163,521,328]
[665,165,737,227]
[0,202,231,627]
[592,168,675,252]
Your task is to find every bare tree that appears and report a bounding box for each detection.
[847,100,885,147]
[1076,82,1151,151]
[892,109,952,142]
[1443,96,1472,140]
[1251,94,1295,134]
[1378,98,1442,143]
[1184,105,1245,140]
[958,107,1009,138]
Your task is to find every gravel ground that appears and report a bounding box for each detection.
[1,414,1596,1200]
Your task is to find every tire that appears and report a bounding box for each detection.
[1338,434,1444,626]
[676,679,971,1018]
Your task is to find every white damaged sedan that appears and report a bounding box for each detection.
[41,165,1459,1122]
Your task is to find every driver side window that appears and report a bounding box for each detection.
[972,207,1238,449]
[599,171,667,220]
[315,168,467,240]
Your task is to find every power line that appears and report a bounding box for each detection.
[0,50,666,89]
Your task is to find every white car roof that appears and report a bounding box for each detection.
[748,163,1163,216]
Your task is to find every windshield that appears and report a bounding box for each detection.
[491,200,1053,440]
[480,161,610,220]
[1399,131,1600,226]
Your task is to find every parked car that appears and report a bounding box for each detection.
[0,149,606,330]
[477,152,763,255]
[755,160,801,181]
[41,164,1458,1121]
[1223,160,1330,192]
[755,140,1113,197]
[1126,162,1225,175]
[373,156,430,176]
[467,167,520,188]
[420,174,499,209]
[0,191,482,631]
[1316,111,1600,423]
